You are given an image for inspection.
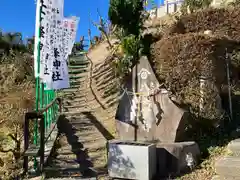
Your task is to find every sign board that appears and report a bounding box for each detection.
[63,16,80,59]
[34,0,78,90]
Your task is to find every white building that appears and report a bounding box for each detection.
[148,0,184,19]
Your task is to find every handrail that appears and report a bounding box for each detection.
[23,97,62,174]
[25,97,62,118]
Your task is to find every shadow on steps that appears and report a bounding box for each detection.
[82,111,114,141]
[49,115,97,178]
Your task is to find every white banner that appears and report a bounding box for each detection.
[63,16,79,59]
[34,0,70,90]
[34,0,41,77]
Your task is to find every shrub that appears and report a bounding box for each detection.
[150,33,240,120]
[108,0,145,36]
[167,7,240,41]
[113,34,141,80]
[0,84,34,179]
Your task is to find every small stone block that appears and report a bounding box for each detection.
[156,141,200,177]
[215,156,240,178]
[228,139,240,156]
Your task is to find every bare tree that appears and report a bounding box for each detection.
[91,9,113,49]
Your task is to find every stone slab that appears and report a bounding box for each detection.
[211,175,237,180]
[228,139,240,156]
[156,141,200,177]
[115,56,189,142]
[215,156,240,178]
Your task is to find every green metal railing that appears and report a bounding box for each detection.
[23,91,62,174]
[34,84,56,147]
[23,79,62,173]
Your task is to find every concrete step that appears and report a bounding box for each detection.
[211,175,236,180]
[63,104,87,109]
[54,144,106,163]
[47,178,96,180]
[58,139,106,153]
[69,69,88,74]
[63,93,89,99]
[60,95,86,102]
[63,106,90,113]
[62,111,94,117]
[56,148,106,161]
[69,57,88,62]
[68,60,89,65]
[25,176,44,180]
[69,76,86,81]
[44,164,97,178]
[68,61,89,66]
[63,99,87,106]
[69,79,88,85]
[61,93,85,99]
[70,81,85,86]
[63,104,88,109]
[61,88,88,94]
[55,151,104,164]
[68,64,88,69]
[215,156,240,178]
[228,139,240,156]
[86,95,118,108]
[61,87,80,92]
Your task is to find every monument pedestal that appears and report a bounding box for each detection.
[108,140,157,180]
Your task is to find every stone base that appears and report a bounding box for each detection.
[108,140,156,180]
[215,156,240,178]
[156,141,200,177]
[228,139,240,156]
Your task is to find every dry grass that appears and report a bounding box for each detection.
[150,33,239,120]
[166,6,240,40]
[0,62,34,179]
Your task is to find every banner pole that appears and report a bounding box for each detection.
[34,0,42,170]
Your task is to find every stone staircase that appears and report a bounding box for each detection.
[214,139,240,179]
[43,53,108,179]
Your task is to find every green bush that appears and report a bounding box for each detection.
[121,34,140,57]
[113,34,141,79]
[230,49,240,69]
[108,0,145,36]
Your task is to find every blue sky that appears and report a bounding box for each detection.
[0,0,110,42]
[0,0,162,42]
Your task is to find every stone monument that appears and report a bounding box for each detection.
[115,56,189,142]
[115,56,200,177]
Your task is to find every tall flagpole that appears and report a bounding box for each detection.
[33,0,42,169]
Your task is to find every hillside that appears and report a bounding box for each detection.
[86,39,120,136]
[86,4,240,179]
[0,62,34,179]
[1,2,240,179]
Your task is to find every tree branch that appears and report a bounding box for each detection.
[91,20,112,49]
[8,133,19,144]
[91,9,113,49]
[0,147,14,153]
